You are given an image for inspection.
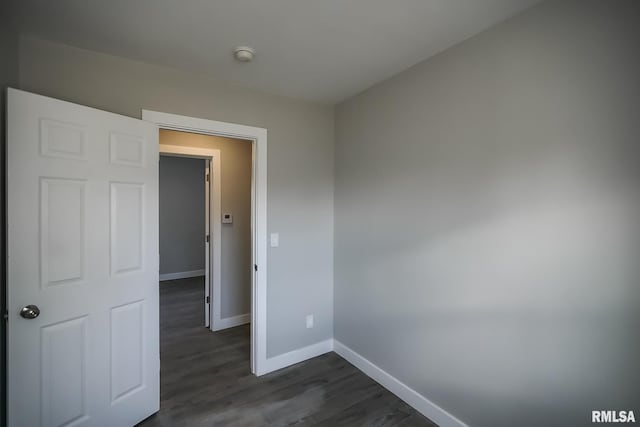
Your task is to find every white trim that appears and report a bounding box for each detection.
[333,340,468,427]
[159,144,221,159]
[159,269,205,281]
[144,109,268,376]
[204,161,211,328]
[214,313,251,330]
[210,155,222,331]
[260,340,334,376]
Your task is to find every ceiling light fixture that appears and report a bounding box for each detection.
[234,46,255,62]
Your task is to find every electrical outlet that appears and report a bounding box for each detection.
[306,314,314,329]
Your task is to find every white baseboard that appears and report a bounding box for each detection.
[159,269,205,281]
[212,313,251,331]
[333,340,468,427]
[259,339,334,376]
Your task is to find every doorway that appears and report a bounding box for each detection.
[158,145,220,330]
[159,132,254,332]
[150,128,258,424]
[144,110,268,375]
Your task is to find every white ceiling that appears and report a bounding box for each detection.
[12,0,541,104]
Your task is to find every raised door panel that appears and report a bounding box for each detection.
[41,316,90,427]
[40,118,87,161]
[110,132,145,167]
[111,301,145,403]
[40,178,87,288]
[110,182,145,275]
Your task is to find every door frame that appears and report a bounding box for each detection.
[158,144,221,330]
[143,110,267,376]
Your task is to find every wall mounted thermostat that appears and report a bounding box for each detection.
[222,213,233,224]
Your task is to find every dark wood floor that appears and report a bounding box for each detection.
[138,277,436,427]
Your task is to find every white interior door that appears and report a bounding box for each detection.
[7,89,159,427]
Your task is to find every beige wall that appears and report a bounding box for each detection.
[335,1,640,426]
[17,36,334,358]
[160,130,253,319]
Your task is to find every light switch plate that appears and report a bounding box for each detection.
[270,233,279,247]
[306,314,314,329]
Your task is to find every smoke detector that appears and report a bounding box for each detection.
[234,46,255,62]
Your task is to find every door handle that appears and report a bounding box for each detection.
[20,305,40,319]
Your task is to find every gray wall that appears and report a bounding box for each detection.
[159,156,206,275]
[17,36,334,358]
[160,130,253,319]
[334,1,640,426]
[1,4,19,423]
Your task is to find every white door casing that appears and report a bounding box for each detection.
[7,89,160,427]
[145,110,267,375]
[158,144,221,333]
[204,162,211,328]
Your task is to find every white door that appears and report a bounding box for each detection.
[7,89,159,427]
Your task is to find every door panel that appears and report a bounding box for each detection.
[41,316,89,427]
[110,182,145,275]
[110,132,145,167]
[7,89,159,427]
[40,177,87,287]
[39,118,87,161]
[110,300,145,403]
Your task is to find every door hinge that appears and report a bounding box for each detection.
[254,264,258,272]
[3,310,8,321]
[206,235,210,243]
[206,174,210,182]
[206,296,210,304]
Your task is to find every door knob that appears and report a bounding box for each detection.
[20,305,40,319]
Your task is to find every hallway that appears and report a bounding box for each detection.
[138,277,435,426]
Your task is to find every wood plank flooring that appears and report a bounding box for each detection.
[137,277,436,427]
